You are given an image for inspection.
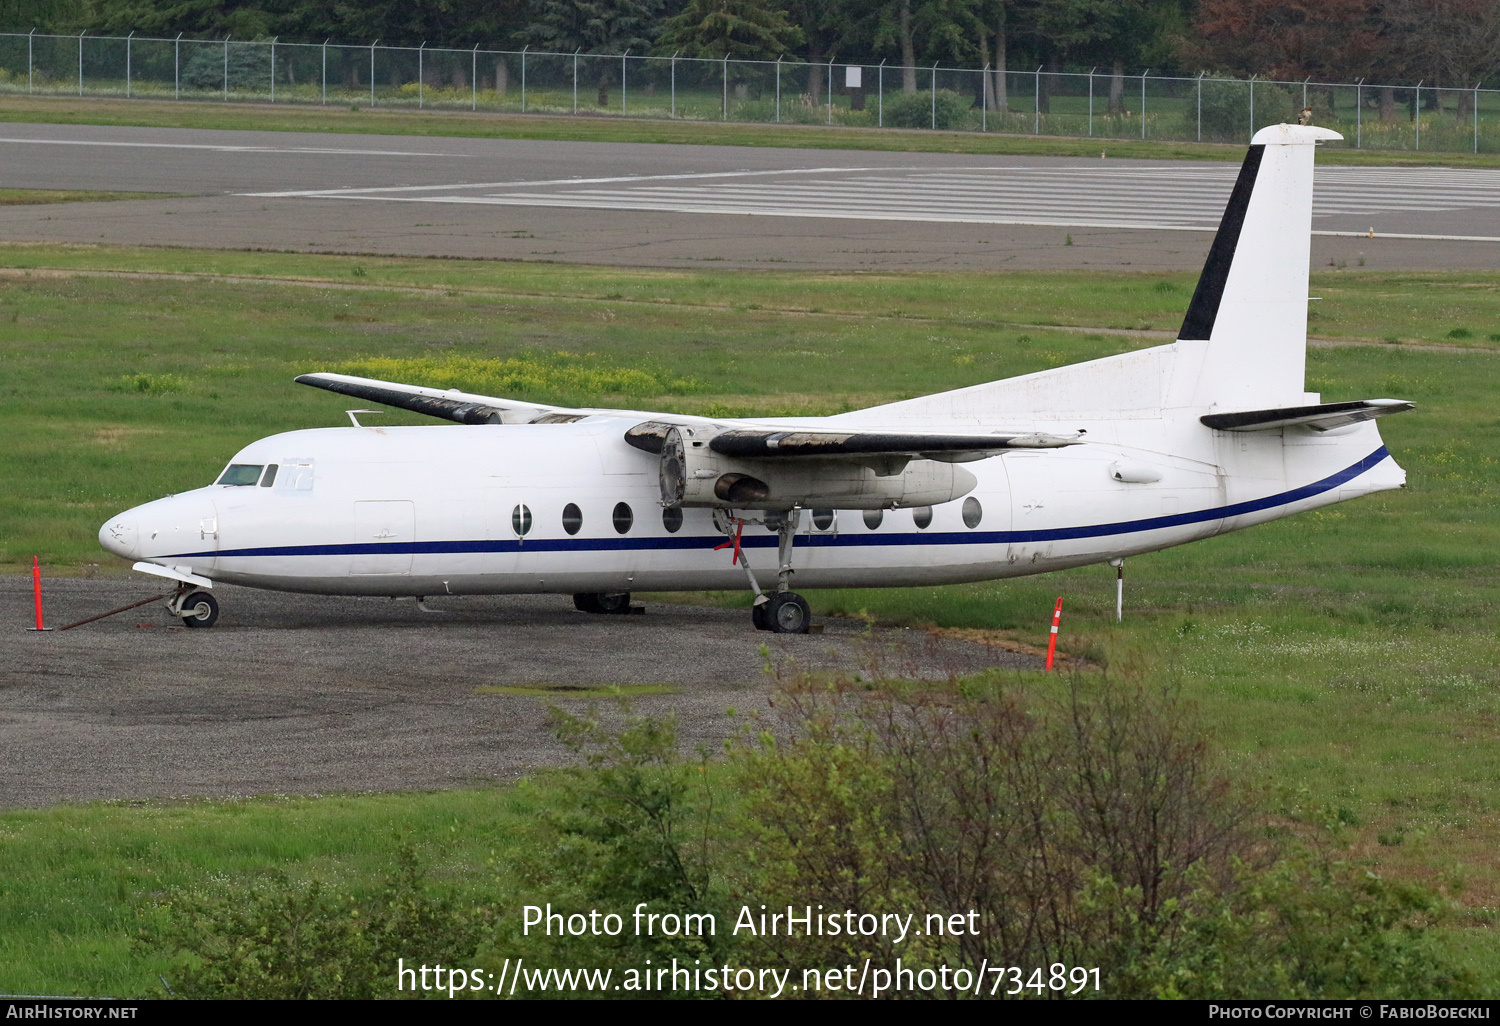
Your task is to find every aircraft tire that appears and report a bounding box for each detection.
[766,592,811,635]
[179,591,219,628]
[595,592,632,615]
[575,592,631,614]
[751,600,770,631]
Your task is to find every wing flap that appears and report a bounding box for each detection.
[1201,398,1413,432]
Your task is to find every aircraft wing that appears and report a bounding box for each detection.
[625,421,1081,461]
[296,373,1083,463]
[1201,398,1413,432]
[294,372,575,425]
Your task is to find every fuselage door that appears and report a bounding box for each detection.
[351,500,415,575]
[195,496,221,573]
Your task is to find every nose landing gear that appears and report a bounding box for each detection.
[168,588,219,628]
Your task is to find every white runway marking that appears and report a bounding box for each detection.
[246,164,1500,240]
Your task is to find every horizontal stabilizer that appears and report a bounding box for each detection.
[706,428,1082,460]
[1201,398,1413,432]
[295,372,559,425]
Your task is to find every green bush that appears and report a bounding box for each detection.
[137,682,1471,1000]
[180,44,274,93]
[880,88,971,130]
[545,701,727,965]
[1189,78,1296,142]
[730,674,1470,998]
[141,844,492,999]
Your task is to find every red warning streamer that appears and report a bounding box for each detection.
[1045,597,1063,671]
[713,518,745,565]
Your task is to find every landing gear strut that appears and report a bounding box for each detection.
[718,508,811,634]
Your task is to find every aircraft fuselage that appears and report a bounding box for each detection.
[99,412,1404,598]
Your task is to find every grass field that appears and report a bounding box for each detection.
[1,245,1497,996]
[3,93,1500,168]
[0,189,179,205]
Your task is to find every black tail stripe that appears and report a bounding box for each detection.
[1178,144,1265,341]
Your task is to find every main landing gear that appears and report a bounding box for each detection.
[574,592,632,614]
[718,508,811,634]
[168,587,219,628]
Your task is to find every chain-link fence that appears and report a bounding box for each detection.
[0,31,1494,154]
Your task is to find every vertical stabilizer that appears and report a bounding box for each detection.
[1177,124,1342,410]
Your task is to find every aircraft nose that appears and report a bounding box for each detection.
[99,516,139,559]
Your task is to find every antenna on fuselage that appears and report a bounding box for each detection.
[346,409,384,427]
[1110,558,1124,621]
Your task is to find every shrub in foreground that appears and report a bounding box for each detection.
[732,674,1468,999]
[141,676,1468,999]
[141,844,491,999]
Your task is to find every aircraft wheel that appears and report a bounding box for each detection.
[751,599,771,632]
[766,592,811,635]
[574,592,631,615]
[595,592,632,615]
[179,591,219,628]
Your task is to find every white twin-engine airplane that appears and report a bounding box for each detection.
[101,124,1411,633]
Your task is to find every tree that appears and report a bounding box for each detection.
[862,0,981,92]
[1019,0,1120,112]
[1184,0,1384,81]
[655,0,803,60]
[526,0,665,105]
[782,0,858,104]
[1382,0,1500,120]
[978,0,1007,111]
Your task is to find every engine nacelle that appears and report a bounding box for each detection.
[658,426,978,510]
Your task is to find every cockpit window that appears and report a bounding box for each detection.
[217,464,264,486]
[259,464,278,487]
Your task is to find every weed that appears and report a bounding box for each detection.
[118,373,187,394]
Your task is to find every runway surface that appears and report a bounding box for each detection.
[0,576,1036,807]
[251,163,1500,239]
[0,122,1494,269]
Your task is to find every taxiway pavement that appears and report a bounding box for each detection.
[0,576,1036,807]
[0,121,1494,270]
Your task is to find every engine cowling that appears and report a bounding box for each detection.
[658,426,978,510]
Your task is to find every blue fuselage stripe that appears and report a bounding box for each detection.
[165,446,1391,561]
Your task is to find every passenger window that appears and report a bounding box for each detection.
[912,506,933,529]
[662,507,683,533]
[216,464,263,486]
[612,502,634,534]
[512,504,533,537]
[259,464,278,488]
[562,503,583,536]
[962,497,983,528]
[812,509,835,531]
[863,509,883,530]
